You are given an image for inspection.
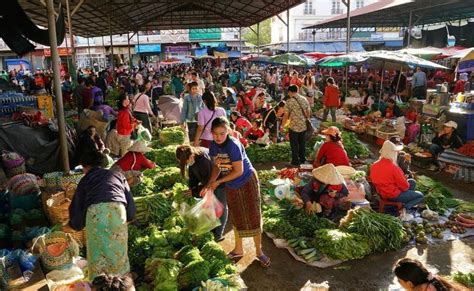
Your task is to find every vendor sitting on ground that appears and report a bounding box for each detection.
[370,140,424,219]
[113,140,155,172]
[429,121,464,170]
[73,126,106,166]
[244,119,265,143]
[263,101,285,143]
[301,163,348,216]
[383,99,404,118]
[313,126,350,168]
[230,111,252,135]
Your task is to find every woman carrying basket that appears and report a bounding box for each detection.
[68,150,136,280]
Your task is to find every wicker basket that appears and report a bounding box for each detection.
[7,173,39,196]
[46,193,71,225]
[62,225,86,248]
[35,231,80,272]
[61,182,77,200]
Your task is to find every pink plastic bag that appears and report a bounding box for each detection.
[180,190,224,235]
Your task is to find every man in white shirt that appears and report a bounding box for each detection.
[135,69,144,86]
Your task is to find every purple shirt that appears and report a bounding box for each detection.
[95,104,117,120]
[209,136,254,189]
[197,106,226,141]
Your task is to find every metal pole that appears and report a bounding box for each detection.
[87,37,92,68]
[379,61,385,110]
[136,31,140,66]
[102,36,106,69]
[239,27,242,62]
[257,22,260,56]
[65,0,76,66]
[127,32,132,67]
[287,6,290,69]
[346,0,351,54]
[109,17,114,70]
[46,0,70,173]
[407,11,413,47]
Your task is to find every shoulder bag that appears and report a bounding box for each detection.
[293,97,315,140]
[199,109,216,140]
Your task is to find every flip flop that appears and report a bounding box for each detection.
[227,251,244,261]
[257,254,271,268]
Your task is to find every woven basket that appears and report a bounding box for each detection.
[43,172,83,191]
[5,164,26,179]
[46,193,71,225]
[35,231,80,272]
[61,225,86,248]
[60,182,77,200]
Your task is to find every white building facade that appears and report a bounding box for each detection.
[270,0,402,52]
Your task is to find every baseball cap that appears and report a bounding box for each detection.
[444,121,458,129]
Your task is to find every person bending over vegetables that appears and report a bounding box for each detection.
[370,140,424,220]
[68,150,135,280]
[175,145,228,241]
[201,116,270,267]
[313,126,350,168]
[301,163,348,216]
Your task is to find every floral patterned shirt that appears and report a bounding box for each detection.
[285,95,310,133]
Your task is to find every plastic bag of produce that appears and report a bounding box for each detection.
[136,124,152,142]
[180,190,223,235]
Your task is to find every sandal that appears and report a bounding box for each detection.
[227,251,244,261]
[257,254,271,268]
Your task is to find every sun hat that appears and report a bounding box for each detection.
[335,165,356,178]
[444,121,458,129]
[312,163,345,185]
[128,140,152,153]
[321,126,341,137]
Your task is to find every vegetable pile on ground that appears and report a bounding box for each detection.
[451,272,474,288]
[146,145,179,167]
[339,208,406,252]
[313,229,371,261]
[415,175,459,215]
[127,166,239,290]
[246,142,292,164]
[153,126,186,147]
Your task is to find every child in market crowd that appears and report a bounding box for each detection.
[229,123,248,148]
[244,119,265,143]
[300,164,349,217]
[230,111,252,135]
[91,273,135,291]
[393,258,467,291]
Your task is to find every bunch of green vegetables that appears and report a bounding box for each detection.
[451,272,474,288]
[130,175,154,197]
[200,241,237,277]
[257,169,279,190]
[134,193,173,225]
[313,229,371,261]
[146,145,178,167]
[341,131,371,159]
[340,208,406,252]
[158,126,186,146]
[171,183,196,206]
[152,167,186,190]
[145,257,182,291]
[246,142,292,164]
[176,245,211,290]
[416,175,453,214]
[128,225,152,274]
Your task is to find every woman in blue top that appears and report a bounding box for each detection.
[201,116,270,267]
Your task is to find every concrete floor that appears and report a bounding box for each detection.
[219,154,474,290]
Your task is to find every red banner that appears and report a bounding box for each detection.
[44,48,73,57]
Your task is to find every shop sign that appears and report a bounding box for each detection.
[135,44,161,53]
[164,45,190,52]
[44,48,73,56]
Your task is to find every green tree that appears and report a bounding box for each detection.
[243,18,271,46]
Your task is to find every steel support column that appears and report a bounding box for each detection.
[46,0,70,173]
[65,0,76,66]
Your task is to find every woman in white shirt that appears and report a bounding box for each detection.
[132,81,155,133]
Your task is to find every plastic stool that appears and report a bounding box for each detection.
[378,199,403,214]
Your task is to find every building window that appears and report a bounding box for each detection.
[331,0,342,14]
[356,0,364,9]
[304,0,315,15]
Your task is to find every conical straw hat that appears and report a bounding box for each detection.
[312,163,345,185]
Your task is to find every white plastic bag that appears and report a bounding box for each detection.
[180,190,223,235]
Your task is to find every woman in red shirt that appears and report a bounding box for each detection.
[113,140,155,172]
[313,126,350,168]
[322,77,340,122]
[116,94,138,157]
[235,92,254,119]
[370,140,424,217]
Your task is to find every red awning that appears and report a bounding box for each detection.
[303,52,344,60]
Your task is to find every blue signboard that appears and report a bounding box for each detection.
[135,44,161,53]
